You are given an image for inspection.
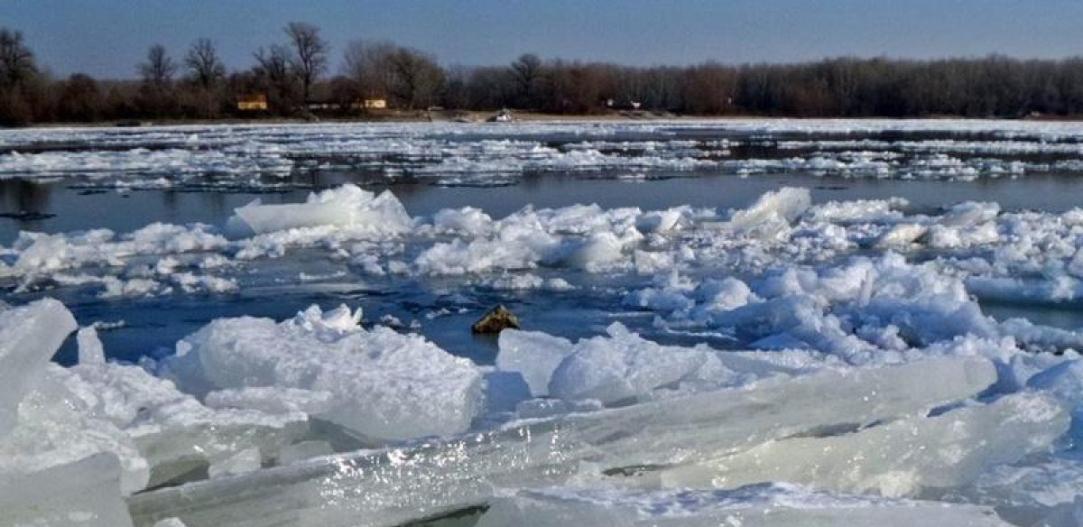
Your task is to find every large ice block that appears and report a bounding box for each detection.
[547,323,710,404]
[226,184,412,236]
[0,453,134,527]
[128,357,995,527]
[475,484,1011,527]
[64,359,308,490]
[724,187,811,239]
[0,365,150,496]
[166,304,483,441]
[655,392,1068,497]
[0,298,78,436]
[496,329,574,397]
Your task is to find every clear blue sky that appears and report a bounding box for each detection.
[4,0,1083,79]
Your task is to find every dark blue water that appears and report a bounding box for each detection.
[6,172,1083,244]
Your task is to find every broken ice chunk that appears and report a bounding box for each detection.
[204,387,334,415]
[0,298,78,436]
[78,325,106,365]
[207,447,261,479]
[127,357,996,527]
[635,208,684,234]
[548,323,710,404]
[959,455,1083,526]
[226,184,412,236]
[0,453,134,527]
[496,329,575,397]
[168,304,483,441]
[63,357,306,491]
[725,186,811,239]
[1027,359,1083,439]
[656,392,1069,497]
[0,365,150,495]
[874,222,928,248]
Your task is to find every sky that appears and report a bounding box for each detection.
[4,0,1083,79]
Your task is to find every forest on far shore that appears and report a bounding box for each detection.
[4,22,1083,126]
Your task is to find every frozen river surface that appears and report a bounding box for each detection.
[2,119,1083,526]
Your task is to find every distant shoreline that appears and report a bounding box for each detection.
[10,110,1083,130]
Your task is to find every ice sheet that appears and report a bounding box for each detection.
[128,357,995,527]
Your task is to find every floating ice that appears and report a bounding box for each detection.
[226,184,412,236]
[724,186,811,238]
[547,322,712,404]
[167,304,483,441]
[496,329,575,397]
[7,120,1083,188]
[5,123,1083,524]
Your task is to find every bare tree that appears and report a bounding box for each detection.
[0,28,37,88]
[57,73,102,121]
[283,22,328,103]
[387,46,444,110]
[254,45,292,84]
[139,44,176,89]
[136,44,177,117]
[185,38,225,90]
[254,45,300,112]
[510,53,542,108]
[343,40,397,99]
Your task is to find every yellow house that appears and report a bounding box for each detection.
[237,94,268,111]
[351,98,388,110]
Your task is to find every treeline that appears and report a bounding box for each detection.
[4,23,1083,126]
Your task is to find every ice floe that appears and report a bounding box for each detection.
[8,119,1083,188]
[164,303,483,441]
[3,133,1083,524]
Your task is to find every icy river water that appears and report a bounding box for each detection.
[3,119,1083,526]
